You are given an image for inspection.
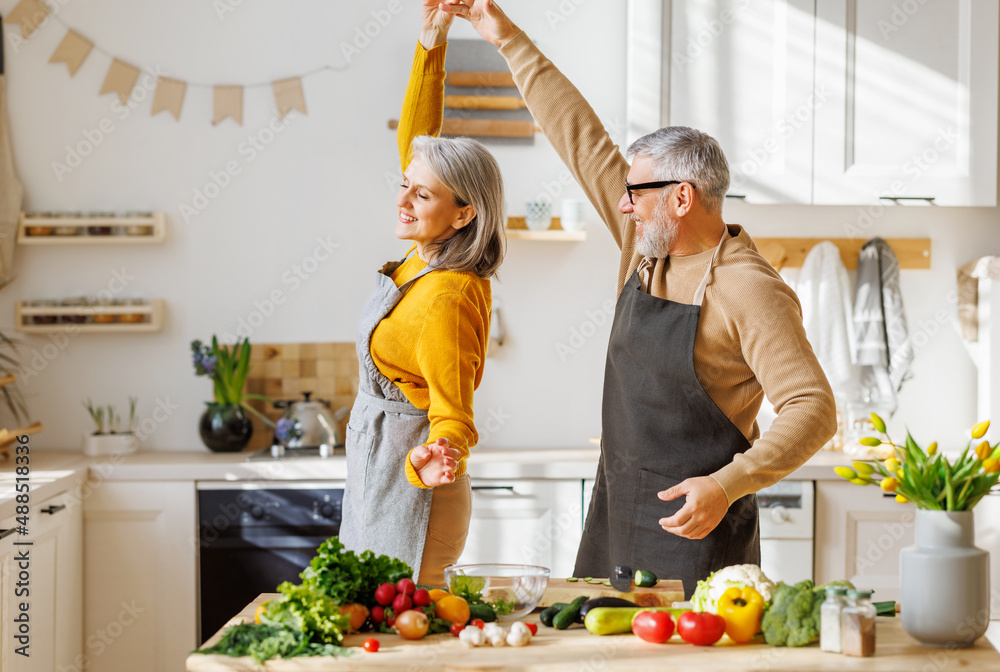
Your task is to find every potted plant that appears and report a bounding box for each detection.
[82,396,139,456]
[191,336,271,452]
[835,415,998,647]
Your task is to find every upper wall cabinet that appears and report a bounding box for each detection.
[626,0,999,206]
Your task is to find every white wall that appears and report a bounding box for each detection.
[1,0,995,451]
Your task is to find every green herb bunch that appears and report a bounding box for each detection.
[297,536,412,608]
[836,415,999,511]
[191,336,271,422]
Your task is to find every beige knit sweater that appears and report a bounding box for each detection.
[499,32,837,504]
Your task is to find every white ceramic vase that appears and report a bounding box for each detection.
[900,509,990,647]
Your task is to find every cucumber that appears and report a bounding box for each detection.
[633,569,658,587]
[565,577,579,582]
[584,607,688,636]
[578,597,639,621]
[552,596,588,630]
[539,602,570,627]
[468,603,496,623]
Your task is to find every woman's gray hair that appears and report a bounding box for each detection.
[626,126,729,214]
[409,135,506,278]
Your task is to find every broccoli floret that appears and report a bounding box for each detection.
[761,579,845,647]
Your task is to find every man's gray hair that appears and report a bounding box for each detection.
[626,126,730,214]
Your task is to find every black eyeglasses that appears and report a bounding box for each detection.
[625,180,696,204]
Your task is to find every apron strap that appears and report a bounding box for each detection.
[691,227,730,307]
[357,388,429,416]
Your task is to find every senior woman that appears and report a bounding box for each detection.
[339,1,505,587]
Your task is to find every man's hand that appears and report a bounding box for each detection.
[658,476,729,540]
[420,1,457,49]
[440,0,520,48]
[409,437,461,487]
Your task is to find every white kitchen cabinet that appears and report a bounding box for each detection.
[83,481,196,672]
[815,480,914,601]
[814,0,999,206]
[627,0,999,206]
[458,480,584,577]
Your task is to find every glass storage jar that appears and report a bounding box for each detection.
[841,589,876,657]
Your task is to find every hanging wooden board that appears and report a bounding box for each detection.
[444,94,526,110]
[445,71,516,87]
[753,237,931,270]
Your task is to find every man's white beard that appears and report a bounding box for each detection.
[634,212,678,258]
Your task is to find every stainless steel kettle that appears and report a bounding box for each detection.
[272,392,349,454]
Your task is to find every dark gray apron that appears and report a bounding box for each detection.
[574,233,760,598]
[340,252,436,579]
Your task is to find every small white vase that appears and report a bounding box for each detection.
[82,433,138,456]
[900,509,990,647]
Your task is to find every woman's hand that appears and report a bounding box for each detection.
[440,0,520,48]
[420,1,456,50]
[410,437,461,487]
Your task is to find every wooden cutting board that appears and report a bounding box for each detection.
[540,578,684,608]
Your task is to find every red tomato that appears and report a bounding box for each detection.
[392,593,413,613]
[395,609,430,640]
[412,588,432,607]
[631,611,675,644]
[375,582,397,606]
[362,637,380,652]
[525,622,538,636]
[450,622,465,637]
[370,605,385,625]
[470,619,486,630]
[676,611,726,646]
[396,578,416,596]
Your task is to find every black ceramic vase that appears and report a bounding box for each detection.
[199,403,253,452]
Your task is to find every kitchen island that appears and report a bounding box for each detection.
[187,593,1000,671]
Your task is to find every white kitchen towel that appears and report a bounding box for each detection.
[797,241,858,399]
[853,238,913,414]
[957,256,1000,342]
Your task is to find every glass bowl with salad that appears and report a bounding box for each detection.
[443,563,550,621]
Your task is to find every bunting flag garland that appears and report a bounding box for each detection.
[99,58,140,105]
[151,77,186,121]
[6,0,50,39]
[213,85,243,126]
[272,77,307,120]
[2,11,336,125]
[49,29,93,77]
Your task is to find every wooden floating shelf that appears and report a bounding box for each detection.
[15,299,165,334]
[444,95,526,110]
[755,237,931,270]
[506,217,586,241]
[446,71,516,87]
[17,211,167,245]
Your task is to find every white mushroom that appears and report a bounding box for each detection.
[459,626,486,648]
[483,622,507,647]
[506,626,531,647]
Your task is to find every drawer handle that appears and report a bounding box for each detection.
[41,504,67,515]
[878,196,935,203]
[0,528,16,541]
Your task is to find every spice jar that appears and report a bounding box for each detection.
[820,586,848,653]
[124,211,154,236]
[91,299,117,324]
[841,589,876,657]
[119,298,147,324]
[25,223,54,236]
[87,211,115,235]
[29,299,59,325]
[60,297,90,324]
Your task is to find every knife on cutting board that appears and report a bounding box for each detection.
[610,565,632,592]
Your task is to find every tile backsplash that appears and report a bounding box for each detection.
[245,342,358,450]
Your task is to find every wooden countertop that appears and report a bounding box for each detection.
[187,594,1000,671]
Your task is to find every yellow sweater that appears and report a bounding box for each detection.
[370,42,491,488]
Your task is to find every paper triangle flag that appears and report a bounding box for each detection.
[49,30,94,77]
[213,85,243,125]
[272,77,307,120]
[151,77,186,121]
[6,0,51,38]
[99,59,140,104]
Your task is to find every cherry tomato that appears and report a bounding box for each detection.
[362,637,380,653]
[676,611,726,646]
[370,605,385,625]
[374,582,397,606]
[412,588,432,607]
[450,622,465,637]
[631,610,675,644]
[395,609,430,640]
[396,578,416,596]
[470,618,486,630]
[392,593,413,613]
[525,622,538,636]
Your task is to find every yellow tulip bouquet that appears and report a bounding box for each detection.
[835,415,1000,510]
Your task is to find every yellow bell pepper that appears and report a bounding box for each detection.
[717,586,764,644]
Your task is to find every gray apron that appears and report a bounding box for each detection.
[574,232,760,598]
[340,252,436,579]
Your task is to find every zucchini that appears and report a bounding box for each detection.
[553,596,588,630]
[633,569,658,587]
[468,603,496,623]
[584,607,688,636]
[539,602,570,627]
[579,597,639,621]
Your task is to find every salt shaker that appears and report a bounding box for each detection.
[820,586,848,653]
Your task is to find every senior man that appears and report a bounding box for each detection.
[444,0,837,596]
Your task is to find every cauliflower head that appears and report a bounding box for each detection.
[690,564,776,613]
